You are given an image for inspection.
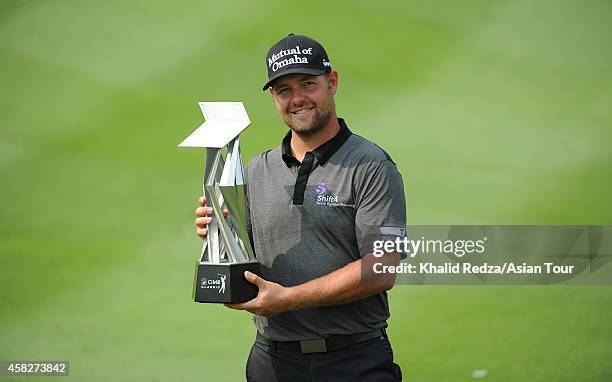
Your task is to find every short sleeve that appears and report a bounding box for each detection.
[354,160,407,257]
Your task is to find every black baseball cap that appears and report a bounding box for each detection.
[262,34,332,91]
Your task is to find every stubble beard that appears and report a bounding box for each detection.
[282,97,335,138]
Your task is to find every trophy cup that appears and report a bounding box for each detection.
[179,102,260,303]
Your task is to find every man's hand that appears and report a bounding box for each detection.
[195,196,229,238]
[225,271,292,317]
[225,252,399,316]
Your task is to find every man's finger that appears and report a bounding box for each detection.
[223,208,229,218]
[244,271,265,287]
[195,206,215,217]
[196,227,208,237]
[198,196,208,207]
[225,295,257,310]
[195,216,212,227]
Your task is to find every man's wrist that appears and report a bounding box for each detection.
[282,286,300,312]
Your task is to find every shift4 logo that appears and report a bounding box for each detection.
[315,182,327,194]
[315,181,354,207]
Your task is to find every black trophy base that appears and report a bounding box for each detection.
[193,261,261,303]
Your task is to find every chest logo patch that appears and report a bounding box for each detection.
[315,182,327,194]
[315,182,355,207]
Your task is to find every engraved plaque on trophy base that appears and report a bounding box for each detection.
[193,261,261,303]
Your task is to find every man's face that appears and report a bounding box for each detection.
[270,71,338,136]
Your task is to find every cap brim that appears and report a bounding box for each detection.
[262,67,326,91]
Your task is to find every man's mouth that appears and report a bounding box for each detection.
[290,107,314,115]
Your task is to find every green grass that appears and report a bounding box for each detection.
[1,0,611,381]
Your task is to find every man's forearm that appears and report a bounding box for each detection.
[284,252,400,311]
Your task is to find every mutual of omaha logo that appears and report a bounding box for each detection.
[200,274,226,294]
[315,182,354,207]
[268,45,314,72]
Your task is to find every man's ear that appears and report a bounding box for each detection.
[267,87,273,94]
[328,70,339,95]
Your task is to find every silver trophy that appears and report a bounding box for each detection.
[179,102,260,303]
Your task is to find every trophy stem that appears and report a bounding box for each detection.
[202,148,220,263]
[205,148,247,263]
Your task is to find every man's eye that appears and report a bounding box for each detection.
[304,82,314,87]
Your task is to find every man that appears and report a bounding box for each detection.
[195,34,406,381]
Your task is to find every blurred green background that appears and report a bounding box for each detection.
[1,0,611,381]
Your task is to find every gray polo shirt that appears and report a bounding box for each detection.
[246,118,406,341]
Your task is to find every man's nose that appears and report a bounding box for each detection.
[290,87,307,105]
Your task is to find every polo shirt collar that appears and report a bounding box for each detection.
[281,118,352,167]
